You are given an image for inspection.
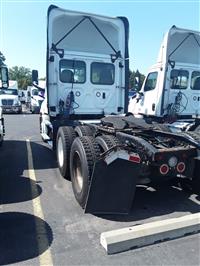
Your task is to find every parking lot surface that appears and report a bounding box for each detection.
[0,114,199,265]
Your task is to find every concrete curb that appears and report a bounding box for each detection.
[100,213,200,254]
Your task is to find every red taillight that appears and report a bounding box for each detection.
[160,164,169,175]
[177,162,186,173]
[129,155,141,164]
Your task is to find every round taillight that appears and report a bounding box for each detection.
[177,162,186,173]
[160,164,169,175]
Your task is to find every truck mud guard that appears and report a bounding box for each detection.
[85,150,142,215]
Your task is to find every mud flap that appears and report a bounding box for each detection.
[85,158,142,214]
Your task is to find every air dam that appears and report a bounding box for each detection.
[100,213,200,254]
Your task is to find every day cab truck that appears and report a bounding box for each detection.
[37,6,200,214]
[0,62,9,145]
[129,26,200,132]
[26,81,45,113]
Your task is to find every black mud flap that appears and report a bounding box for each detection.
[85,158,142,215]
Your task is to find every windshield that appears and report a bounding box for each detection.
[32,89,39,96]
[0,88,18,95]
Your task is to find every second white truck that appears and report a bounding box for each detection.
[129,26,200,132]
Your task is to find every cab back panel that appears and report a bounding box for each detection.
[47,6,129,117]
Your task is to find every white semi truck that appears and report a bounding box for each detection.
[26,81,45,113]
[129,26,200,132]
[37,6,200,214]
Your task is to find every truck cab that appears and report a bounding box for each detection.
[129,26,200,130]
[39,5,129,142]
[0,80,22,114]
[26,82,45,114]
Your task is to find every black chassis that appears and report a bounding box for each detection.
[50,114,199,180]
[88,116,199,180]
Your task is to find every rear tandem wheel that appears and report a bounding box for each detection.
[74,125,94,137]
[56,126,76,179]
[70,136,100,208]
[95,134,120,152]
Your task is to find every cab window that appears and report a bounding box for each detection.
[191,71,200,90]
[144,72,158,92]
[91,62,114,85]
[60,60,86,83]
[170,70,189,89]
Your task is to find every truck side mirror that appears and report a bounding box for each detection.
[134,71,142,90]
[1,67,9,88]
[168,60,175,69]
[32,70,39,85]
[135,77,139,85]
[136,91,144,103]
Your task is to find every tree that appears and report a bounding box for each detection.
[0,51,6,66]
[9,66,32,89]
[129,70,136,89]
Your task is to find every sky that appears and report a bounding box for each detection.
[0,0,200,78]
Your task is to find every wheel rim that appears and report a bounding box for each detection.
[73,151,83,193]
[57,137,64,168]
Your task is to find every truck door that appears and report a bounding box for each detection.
[138,71,160,116]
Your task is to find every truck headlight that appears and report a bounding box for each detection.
[13,100,21,106]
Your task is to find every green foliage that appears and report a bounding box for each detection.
[0,51,6,66]
[129,69,145,91]
[9,66,32,89]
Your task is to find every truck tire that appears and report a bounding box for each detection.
[0,138,3,147]
[95,135,120,152]
[70,136,100,208]
[74,125,94,137]
[56,126,76,179]
[191,160,200,194]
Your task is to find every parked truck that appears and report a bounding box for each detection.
[37,6,200,214]
[129,26,200,132]
[26,81,45,113]
[0,88,22,114]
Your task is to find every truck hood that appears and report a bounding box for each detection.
[157,26,200,65]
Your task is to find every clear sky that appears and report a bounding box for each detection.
[0,0,199,77]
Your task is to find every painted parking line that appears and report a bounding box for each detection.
[26,139,53,266]
[101,213,200,254]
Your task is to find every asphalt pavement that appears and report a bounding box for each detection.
[0,113,199,265]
